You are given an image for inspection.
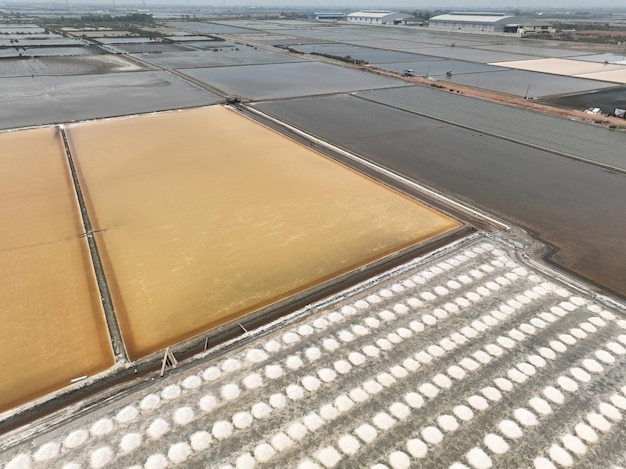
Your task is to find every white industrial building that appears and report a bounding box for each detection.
[347,10,414,25]
[429,12,529,33]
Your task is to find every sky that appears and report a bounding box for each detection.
[4,0,626,8]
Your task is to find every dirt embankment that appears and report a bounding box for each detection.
[371,68,626,130]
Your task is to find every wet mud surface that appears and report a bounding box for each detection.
[256,94,626,298]
[0,71,221,130]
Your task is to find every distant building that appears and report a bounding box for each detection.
[347,10,414,26]
[429,12,517,32]
[517,21,556,36]
[429,12,554,35]
[308,12,346,21]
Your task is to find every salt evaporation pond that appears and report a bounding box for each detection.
[67,106,459,359]
[0,127,114,413]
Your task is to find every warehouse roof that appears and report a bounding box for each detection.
[430,12,516,24]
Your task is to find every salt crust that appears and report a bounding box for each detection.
[34,442,60,461]
[406,438,428,458]
[558,376,579,392]
[120,433,143,453]
[212,421,233,439]
[433,374,452,389]
[514,408,538,426]
[389,402,410,420]
[389,451,411,469]
[348,352,367,366]
[235,453,255,469]
[221,384,240,400]
[264,340,282,352]
[301,375,321,392]
[64,429,89,448]
[251,402,271,419]
[350,388,368,403]
[199,395,217,412]
[334,360,352,374]
[271,432,293,451]
[481,387,501,401]
[438,415,459,432]
[338,434,360,455]
[599,402,622,421]
[315,446,341,468]
[548,444,573,467]
[246,348,268,363]
[542,386,565,404]
[116,405,139,423]
[561,434,586,455]
[145,453,168,469]
[287,422,308,440]
[467,395,489,410]
[320,404,338,421]
[147,419,170,439]
[574,423,598,443]
[363,380,383,394]
[202,367,221,382]
[254,443,275,462]
[419,383,439,398]
[91,418,113,437]
[322,339,339,351]
[265,364,283,379]
[303,413,324,431]
[421,426,443,444]
[318,368,337,383]
[190,431,211,451]
[90,447,113,469]
[233,412,253,429]
[405,392,424,409]
[269,393,287,409]
[448,366,466,380]
[372,412,395,430]
[287,355,304,369]
[355,423,378,443]
[389,366,407,379]
[335,395,354,413]
[362,345,379,357]
[453,405,474,421]
[499,419,523,439]
[243,373,263,389]
[466,447,492,469]
[173,407,194,425]
[298,459,321,469]
[484,434,509,454]
[534,457,557,469]
[221,358,241,372]
[168,442,191,464]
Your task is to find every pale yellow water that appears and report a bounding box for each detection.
[0,127,114,413]
[68,106,460,359]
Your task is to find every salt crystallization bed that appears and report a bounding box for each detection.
[67,106,460,360]
[0,127,114,413]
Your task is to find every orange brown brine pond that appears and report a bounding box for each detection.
[67,106,461,359]
[0,127,114,413]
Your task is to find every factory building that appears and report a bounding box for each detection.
[429,12,530,33]
[308,12,346,21]
[346,10,414,25]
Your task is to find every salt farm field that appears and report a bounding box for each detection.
[68,106,460,359]
[0,127,113,413]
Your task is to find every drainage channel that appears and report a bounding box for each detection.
[59,126,127,362]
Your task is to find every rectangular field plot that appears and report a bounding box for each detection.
[67,106,460,359]
[0,127,114,413]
